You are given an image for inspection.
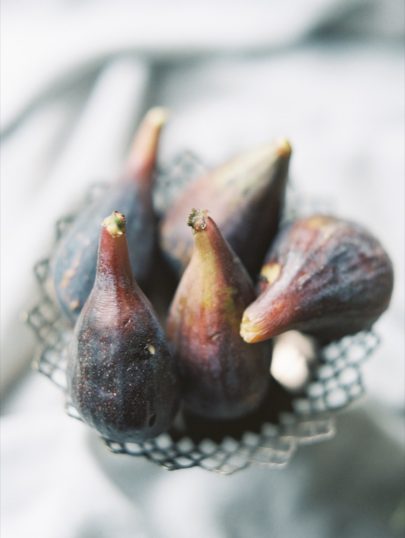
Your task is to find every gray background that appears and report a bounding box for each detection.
[1,1,404,537]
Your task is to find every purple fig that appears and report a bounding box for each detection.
[160,139,291,278]
[50,108,168,324]
[67,211,179,442]
[167,209,271,420]
[240,215,394,344]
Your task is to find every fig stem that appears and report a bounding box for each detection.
[187,208,208,233]
[275,138,292,158]
[102,211,126,237]
[240,313,263,344]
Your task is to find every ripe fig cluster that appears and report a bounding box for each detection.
[52,109,394,443]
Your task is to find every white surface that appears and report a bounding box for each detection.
[1,1,404,537]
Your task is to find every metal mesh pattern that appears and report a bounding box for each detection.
[26,152,379,475]
[153,151,207,215]
[293,331,379,416]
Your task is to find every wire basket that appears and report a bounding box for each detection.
[26,151,380,475]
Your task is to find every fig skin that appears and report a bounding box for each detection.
[240,215,394,344]
[166,209,271,420]
[67,212,179,442]
[50,108,168,324]
[160,139,291,278]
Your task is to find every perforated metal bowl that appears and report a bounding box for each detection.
[26,152,379,475]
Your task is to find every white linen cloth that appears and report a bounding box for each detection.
[1,1,404,537]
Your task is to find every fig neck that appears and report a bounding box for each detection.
[95,227,134,293]
[123,108,168,189]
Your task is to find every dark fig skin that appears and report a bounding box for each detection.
[240,215,394,344]
[50,108,167,324]
[166,209,271,420]
[67,212,179,442]
[160,139,291,278]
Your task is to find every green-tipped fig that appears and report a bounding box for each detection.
[160,139,291,277]
[67,211,179,442]
[50,107,168,324]
[167,209,271,420]
[240,215,394,344]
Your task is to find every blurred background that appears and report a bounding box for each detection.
[1,1,404,537]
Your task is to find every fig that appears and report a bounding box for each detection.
[240,215,394,344]
[67,211,179,442]
[160,139,291,277]
[167,209,271,420]
[50,107,167,324]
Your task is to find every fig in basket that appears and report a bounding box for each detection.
[160,139,291,278]
[167,209,271,420]
[67,212,179,442]
[240,215,394,344]
[50,107,167,324]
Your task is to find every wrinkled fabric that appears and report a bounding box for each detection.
[1,1,404,537]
